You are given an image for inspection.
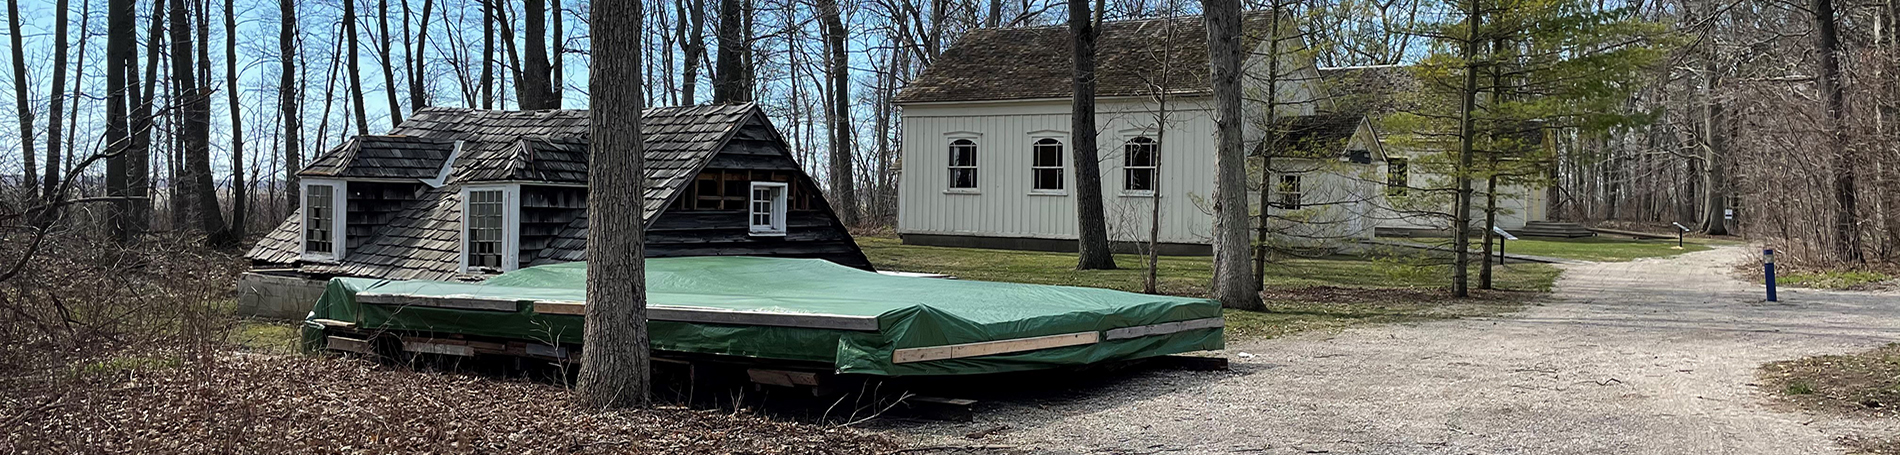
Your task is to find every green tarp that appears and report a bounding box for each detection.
[309,256,1222,376]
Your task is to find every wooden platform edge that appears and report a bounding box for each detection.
[1104,317,1224,340]
[891,332,1100,364]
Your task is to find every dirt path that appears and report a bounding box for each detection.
[884,246,1900,454]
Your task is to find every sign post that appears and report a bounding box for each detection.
[1671,222,1690,249]
[1491,226,1517,265]
[1764,249,1778,302]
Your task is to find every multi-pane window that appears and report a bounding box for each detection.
[1032,138,1065,192]
[749,182,788,235]
[1124,137,1157,192]
[949,139,978,189]
[304,184,335,255]
[1277,174,1303,210]
[466,189,506,269]
[1386,158,1409,196]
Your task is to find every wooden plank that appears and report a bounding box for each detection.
[892,332,1099,364]
[401,339,475,357]
[325,336,374,354]
[532,301,880,331]
[357,293,521,312]
[746,368,824,387]
[1104,317,1225,341]
[310,318,356,328]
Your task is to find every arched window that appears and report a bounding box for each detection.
[1124,137,1157,192]
[948,139,978,189]
[1032,138,1065,191]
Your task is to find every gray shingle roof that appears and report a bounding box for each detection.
[1316,64,1419,117]
[246,104,763,280]
[894,12,1281,104]
[299,135,457,179]
[1264,114,1370,159]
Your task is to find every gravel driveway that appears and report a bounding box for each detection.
[883,246,1900,454]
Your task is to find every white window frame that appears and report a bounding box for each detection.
[749,182,789,236]
[1120,135,1159,196]
[460,184,521,274]
[1027,131,1068,196]
[946,133,981,194]
[1277,174,1303,210]
[299,179,348,262]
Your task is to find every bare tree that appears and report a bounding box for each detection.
[226,0,245,236]
[106,0,134,242]
[520,0,555,109]
[345,0,369,133]
[281,0,302,211]
[676,0,707,103]
[1205,0,1261,310]
[1070,0,1116,270]
[8,0,35,193]
[1812,0,1861,262]
[43,0,71,200]
[376,0,404,125]
[577,0,651,411]
[550,0,561,106]
[169,0,230,245]
[712,0,751,103]
[817,0,859,226]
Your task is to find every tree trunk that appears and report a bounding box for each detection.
[817,0,858,226]
[1480,174,1497,290]
[8,0,36,193]
[42,0,70,200]
[550,0,561,106]
[106,0,134,242]
[1701,68,1728,235]
[1253,6,1282,282]
[1812,0,1861,262]
[407,0,434,110]
[1451,0,1482,298]
[170,0,230,245]
[480,0,493,109]
[577,0,651,410]
[677,0,706,104]
[1205,0,1261,310]
[281,0,302,211]
[130,0,160,233]
[520,0,554,109]
[712,0,749,103]
[226,0,245,237]
[376,0,403,125]
[1069,0,1115,270]
[344,0,369,133]
[59,0,91,199]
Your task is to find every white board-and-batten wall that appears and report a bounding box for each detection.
[898,95,1252,247]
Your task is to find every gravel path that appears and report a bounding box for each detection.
[885,246,1900,454]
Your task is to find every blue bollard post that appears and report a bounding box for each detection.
[1764,249,1778,302]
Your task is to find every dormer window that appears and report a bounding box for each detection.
[750,182,788,236]
[461,185,520,273]
[300,179,346,261]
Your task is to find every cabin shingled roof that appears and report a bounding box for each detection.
[245,104,763,280]
[894,12,1282,104]
[299,135,457,179]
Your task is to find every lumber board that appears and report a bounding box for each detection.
[892,332,1099,364]
[532,301,880,331]
[310,318,357,328]
[401,339,475,357]
[325,336,375,354]
[1104,317,1225,341]
[746,368,824,387]
[358,292,522,312]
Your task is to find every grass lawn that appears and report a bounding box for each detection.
[859,236,1562,340]
[1404,235,1721,262]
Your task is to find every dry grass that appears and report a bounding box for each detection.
[0,230,891,454]
[1759,343,1900,418]
[0,353,892,454]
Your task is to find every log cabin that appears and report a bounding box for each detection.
[238,103,868,318]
